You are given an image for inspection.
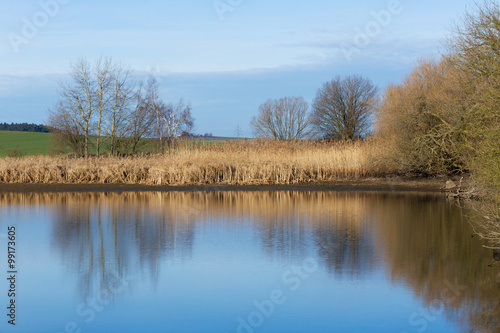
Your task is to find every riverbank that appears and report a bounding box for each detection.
[0,176,462,193]
[0,140,474,194]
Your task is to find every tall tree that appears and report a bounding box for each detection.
[49,58,136,157]
[57,58,94,158]
[126,82,154,154]
[106,64,133,155]
[311,75,378,140]
[49,61,194,157]
[94,57,113,157]
[145,74,165,152]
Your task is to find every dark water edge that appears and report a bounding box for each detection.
[0,177,447,193]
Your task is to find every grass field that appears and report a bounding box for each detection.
[0,131,51,157]
[0,131,242,157]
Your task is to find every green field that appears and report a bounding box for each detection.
[0,131,51,157]
[0,131,243,157]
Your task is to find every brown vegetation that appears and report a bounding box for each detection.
[375,58,470,173]
[0,140,379,185]
[376,1,500,206]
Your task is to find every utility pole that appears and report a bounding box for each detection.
[234,124,243,138]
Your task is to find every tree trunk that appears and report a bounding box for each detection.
[84,130,89,158]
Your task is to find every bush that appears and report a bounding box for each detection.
[375,58,469,174]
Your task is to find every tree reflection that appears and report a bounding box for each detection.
[49,193,197,298]
[1,190,499,332]
[371,192,500,332]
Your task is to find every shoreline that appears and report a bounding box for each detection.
[0,177,454,193]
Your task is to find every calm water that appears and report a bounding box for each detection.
[0,191,499,333]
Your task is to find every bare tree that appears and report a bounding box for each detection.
[448,1,500,81]
[48,101,86,156]
[311,75,378,140]
[50,57,136,157]
[106,64,134,155]
[446,0,500,198]
[250,96,310,140]
[145,74,166,152]
[54,58,95,158]
[94,57,113,157]
[161,99,194,143]
[144,74,194,151]
[125,82,155,154]
[49,62,194,157]
[375,58,469,173]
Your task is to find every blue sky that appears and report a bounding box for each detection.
[1,0,473,136]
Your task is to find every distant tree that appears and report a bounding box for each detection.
[311,75,378,140]
[250,96,310,140]
[145,74,194,151]
[0,122,51,133]
[161,99,194,142]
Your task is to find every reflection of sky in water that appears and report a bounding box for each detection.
[0,191,497,333]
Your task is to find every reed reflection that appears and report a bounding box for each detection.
[1,190,499,332]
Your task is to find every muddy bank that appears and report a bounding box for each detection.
[0,177,462,193]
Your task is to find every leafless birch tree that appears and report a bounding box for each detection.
[53,58,95,158]
[49,61,194,156]
[106,64,134,155]
[145,74,194,151]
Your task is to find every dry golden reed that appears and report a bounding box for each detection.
[0,139,380,185]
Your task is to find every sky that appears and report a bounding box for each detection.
[0,0,474,137]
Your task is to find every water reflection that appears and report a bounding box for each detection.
[371,193,500,331]
[1,191,499,332]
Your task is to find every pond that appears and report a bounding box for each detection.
[0,191,499,333]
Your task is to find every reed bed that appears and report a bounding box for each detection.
[0,139,381,185]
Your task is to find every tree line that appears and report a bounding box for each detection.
[0,122,51,133]
[49,57,194,157]
[250,75,378,141]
